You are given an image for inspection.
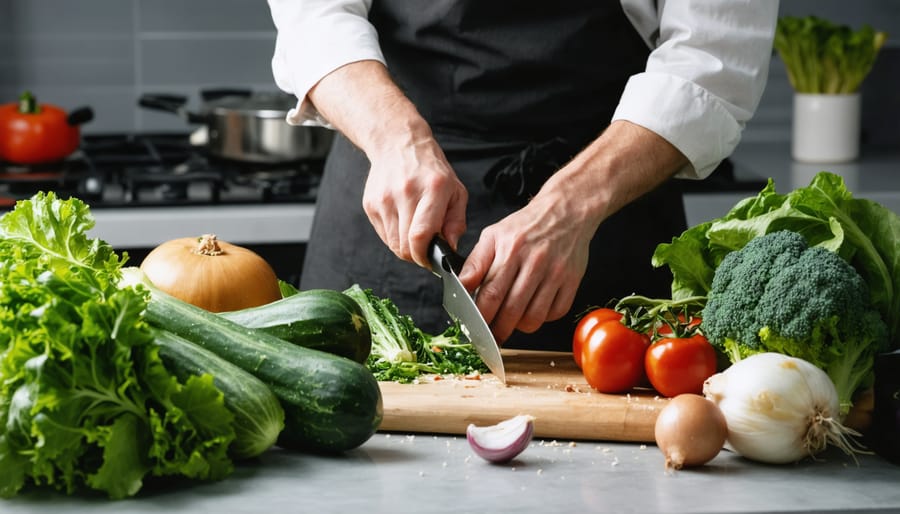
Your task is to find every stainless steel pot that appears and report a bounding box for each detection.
[139,89,333,164]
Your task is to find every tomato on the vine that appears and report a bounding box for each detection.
[572,308,622,368]
[651,313,702,339]
[580,319,649,393]
[644,334,717,397]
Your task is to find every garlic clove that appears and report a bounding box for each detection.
[466,414,535,463]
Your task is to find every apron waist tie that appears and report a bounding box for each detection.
[482,136,579,206]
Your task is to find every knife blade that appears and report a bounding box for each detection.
[429,236,506,384]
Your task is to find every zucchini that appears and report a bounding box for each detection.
[134,274,383,453]
[153,329,285,460]
[219,289,371,364]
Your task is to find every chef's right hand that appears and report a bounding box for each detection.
[363,132,468,270]
[303,60,467,267]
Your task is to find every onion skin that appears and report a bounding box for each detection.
[654,394,728,470]
[140,234,282,312]
[466,414,535,463]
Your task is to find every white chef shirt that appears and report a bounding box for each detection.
[267,0,779,179]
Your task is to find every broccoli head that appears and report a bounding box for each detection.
[701,230,889,413]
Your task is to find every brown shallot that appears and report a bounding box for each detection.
[654,393,728,470]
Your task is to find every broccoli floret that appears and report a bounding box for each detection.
[701,230,889,413]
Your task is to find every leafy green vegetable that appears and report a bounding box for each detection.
[343,284,489,382]
[0,192,235,499]
[774,16,887,94]
[653,171,900,346]
[701,230,889,413]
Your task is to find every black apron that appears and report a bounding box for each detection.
[300,0,687,351]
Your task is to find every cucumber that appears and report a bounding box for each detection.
[219,289,371,364]
[138,280,383,453]
[153,329,285,460]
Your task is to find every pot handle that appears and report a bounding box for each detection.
[67,106,94,126]
[201,88,253,102]
[138,93,206,124]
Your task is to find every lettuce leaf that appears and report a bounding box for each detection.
[0,192,235,499]
[653,171,900,346]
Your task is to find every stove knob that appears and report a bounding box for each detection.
[81,175,105,199]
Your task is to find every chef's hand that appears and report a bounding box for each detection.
[458,175,594,343]
[458,120,688,343]
[306,60,468,269]
[363,134,468,269]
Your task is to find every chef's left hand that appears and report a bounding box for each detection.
[457,175,597,343]
[457,120,688,343]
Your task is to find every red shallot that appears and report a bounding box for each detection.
[466,414,535,463]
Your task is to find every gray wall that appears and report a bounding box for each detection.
[0,0,279,133]
[1,0,898,144]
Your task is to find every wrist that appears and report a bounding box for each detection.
[542,121,688,229]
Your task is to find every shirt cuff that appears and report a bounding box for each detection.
[271,12,384,127]
[612,72,744,180]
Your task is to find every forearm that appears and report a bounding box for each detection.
[307,60,433,159]
[308,60,468,265]
[542,120,688,231]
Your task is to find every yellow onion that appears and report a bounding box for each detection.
[140,234,282,312]
[654,394,728,470]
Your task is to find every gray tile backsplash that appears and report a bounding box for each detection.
[138,0,275,32]
[1,0,898,145]
[0,0,278,133]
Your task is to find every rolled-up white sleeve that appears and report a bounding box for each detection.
[615,0,779,179]
[268,0,384,126]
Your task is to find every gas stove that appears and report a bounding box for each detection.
[0,133,320,248]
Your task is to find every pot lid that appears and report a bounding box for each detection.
[206,92,296,118]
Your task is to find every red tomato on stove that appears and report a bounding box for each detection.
[572,308,622,368]
[644,334,717,398]
[580,319,649,393]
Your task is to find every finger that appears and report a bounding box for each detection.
[409,176,466,269]
[458,233,495,294]
[395,195,417,262]
[362,193,393,253]
[520,259,578,330]
[548,278,579,322]
[488,260,542,341]
[517,279,557,333]
[442,186,468,250]
[407,191,446,268]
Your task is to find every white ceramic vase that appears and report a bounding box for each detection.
[792,93,861,163]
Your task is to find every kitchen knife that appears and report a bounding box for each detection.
[429,236,506,384]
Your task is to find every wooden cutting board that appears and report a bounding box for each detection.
[378,349,668,442]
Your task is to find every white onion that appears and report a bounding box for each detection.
[703,352,860,464]
[466,414,535,463]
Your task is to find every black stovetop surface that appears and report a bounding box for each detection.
[0,133,322,209]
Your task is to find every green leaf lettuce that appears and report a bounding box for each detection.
[0,192,235,499]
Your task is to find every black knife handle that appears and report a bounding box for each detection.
[429,235,465,276]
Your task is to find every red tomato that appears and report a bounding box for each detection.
[0,92,81,164]
[644,334,717,398]
[580,319,649,393]
[572,308,622,368]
